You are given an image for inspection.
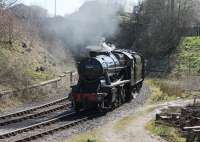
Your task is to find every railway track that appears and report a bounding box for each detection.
[0,97,69,120]
[0,96,102,142]
[0,97,71,127]
[0,102,70,127]
[14,117,88,142]
[0,111,92,142]
[0,96,95,142]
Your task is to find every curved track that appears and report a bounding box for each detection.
[0,111,74,140]
[0,102,70,126]
[0,97,75,141]
[0,110,95,142]
[14,116,88,142]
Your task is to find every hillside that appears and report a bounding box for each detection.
[0,5,74,91]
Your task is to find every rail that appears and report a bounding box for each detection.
[0,96,69,120]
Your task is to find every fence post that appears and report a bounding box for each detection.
[55,80,58,89]
[70,71,73,86]
[59,74,65,88]
[187,56,192,93]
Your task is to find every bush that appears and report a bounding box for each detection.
[154,80,184,98]
[146,79,186,103]
[176,37,200,75]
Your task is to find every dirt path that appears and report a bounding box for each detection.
[102,114,163,142]
[100,99,192,142]
[101,108,164,142]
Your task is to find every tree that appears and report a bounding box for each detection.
[0,11,14,43]
[134,0,195,58]
[0,0,18,9]
[0,0,18,44]
[193,0,200,23]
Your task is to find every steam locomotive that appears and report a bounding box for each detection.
[69,42,145,112]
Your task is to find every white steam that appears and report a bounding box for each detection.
[55,0,120,57]
[86,39,116,52]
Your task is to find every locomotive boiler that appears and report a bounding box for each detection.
[69,42,145,112]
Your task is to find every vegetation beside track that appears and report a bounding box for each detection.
[145,76,199,142]
[66,130,103,142]
[145,78,199,104]
[114,106,155,132]
[145,120,185,142]
[175,37,200,75]
[0,41,55,89]
[146,79,185,103]
[0,90,48,112]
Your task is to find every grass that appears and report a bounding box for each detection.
[114,111,145,131]
[63,130,104,142]
[25,69,52,82]
[0,43,52,111]
[0,39,57,89]
[145,78,198,142]
[0,97,22,112]
[114,115,138,131]
[145,120,186,142]
[0,89,48,112]
[0,41,26,57]
[0,42,68,112]
[175,36,200,75]
[114,106,156,132]
[146,79,189,103]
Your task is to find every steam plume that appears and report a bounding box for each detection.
[55,0,120,58]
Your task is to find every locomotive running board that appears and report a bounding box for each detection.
[103,80,130,88]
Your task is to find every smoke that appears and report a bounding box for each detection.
[55,0,120,58]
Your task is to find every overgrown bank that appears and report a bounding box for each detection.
[175,36,200,76]
[0,4,75,91]
[0,4,75,112]
[146,120,185,142]
[146,36,200,103]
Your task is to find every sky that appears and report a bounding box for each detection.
[20,0,138,16]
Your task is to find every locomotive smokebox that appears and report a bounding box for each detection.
[78,58,104,80]
[78,41,119,81]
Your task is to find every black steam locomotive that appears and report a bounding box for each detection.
[70,43,145,112]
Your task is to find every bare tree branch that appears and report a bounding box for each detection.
[0,0,18,9]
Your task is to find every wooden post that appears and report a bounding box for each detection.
[198,24,200,36]
[8,16,12,45]
[55,80,58,89]
[70,72,73,85]
[186,132,196,142]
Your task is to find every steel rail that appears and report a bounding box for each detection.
[0,111,76,139]
[0,102,71,126]
[14,117,88,142]
[0,96,69,120]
